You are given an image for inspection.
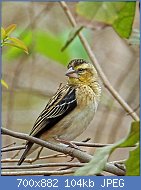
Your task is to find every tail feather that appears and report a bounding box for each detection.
[18,143,33,165]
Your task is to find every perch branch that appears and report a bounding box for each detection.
[1,127,125,176]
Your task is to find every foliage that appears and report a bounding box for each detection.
[61,26,84,52]
[75,121,139,176]
[76,2,136,38]
[3,30,89,65]
[1,79,8,89]
[125,145,140,176]
[1,24,28,54]
[1,24,28,89]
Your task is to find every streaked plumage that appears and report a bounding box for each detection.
[18,59,101,165]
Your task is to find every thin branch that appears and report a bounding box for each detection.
[1,154,66,164]
[104,163,125,176]
[2,162,84,170]
[1,145,25,152]
[72,141,112,147]
[1,127,125,176]
[1,127,92,163]
[1,169,76,176]
[1,141,114,153]
[59,1,139,121]
[28,147,43,163]
[2,142,16,149]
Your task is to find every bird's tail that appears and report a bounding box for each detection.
[18,143,33,165]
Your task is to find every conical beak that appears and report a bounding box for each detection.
[65,67,78,78]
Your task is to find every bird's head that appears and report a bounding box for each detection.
[66,59,98,86]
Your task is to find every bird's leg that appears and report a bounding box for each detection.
[29,147,43,164]
[54,136,83,151]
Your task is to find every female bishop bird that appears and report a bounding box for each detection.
[18,59,101,165]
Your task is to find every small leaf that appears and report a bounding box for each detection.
[75,145,112,176]
[1,27,6,40]
[119,121,139,147]
[61,26,84,51]
[75,121,139,176]
[5,24,16,36]
[125,146,140,176]
[8,37,28,54]
[1,79,8,89]
[4,30,32,60]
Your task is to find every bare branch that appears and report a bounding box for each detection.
[1,169,76,176]
[2,162,84,170]
[59,1,139,121]
[72,141,112,147]
[1,127,92,163]
[1,154,66,164]
[1,145,25,152]
[1,127,125,176]
[2,142,16,149]
[104,163,125,176]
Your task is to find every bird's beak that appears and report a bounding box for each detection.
[65,67,78,78]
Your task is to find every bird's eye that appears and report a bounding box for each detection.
[78,68,84,73]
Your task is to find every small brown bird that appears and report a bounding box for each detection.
[18,59,101,165]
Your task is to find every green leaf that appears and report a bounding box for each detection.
[119,121,139,147]
[1,27,6,40]
[76,2,136,38]
[113,3,136,38]
[75,145,112,176]
[5,24,17,36]
[3,29,88,64]
[1,79,8,89]
[125,146,140,176]
[35,30,70,65]
[7,37,28,54]
[75,121,139,176]
[61,26,84,52]
[4,31,32,60]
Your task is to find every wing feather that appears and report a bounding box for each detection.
[29,84,77,137]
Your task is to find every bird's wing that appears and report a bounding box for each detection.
[29,84,77,137]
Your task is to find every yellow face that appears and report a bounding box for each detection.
[66,61,98,86]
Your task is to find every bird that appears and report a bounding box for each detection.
[18,59,101,165]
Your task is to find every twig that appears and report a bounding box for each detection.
[127,104,140,115]
[109,159,126,164]
[2,142,16,149]
[104,163,125,176]
[2,162,84,170]
[1,145,25,152]
[1,169,76,176]
[28,147,43,163]
[1,154,66,164]
[72,141,112,147]
[1,127,92,163]
[59,1,139,121]
[1,127,126,176]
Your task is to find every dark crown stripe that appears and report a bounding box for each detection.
[68,59,88,68]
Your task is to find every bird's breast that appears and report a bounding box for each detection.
[75,85,96,109]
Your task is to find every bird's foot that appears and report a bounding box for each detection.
[54,137,82,151]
